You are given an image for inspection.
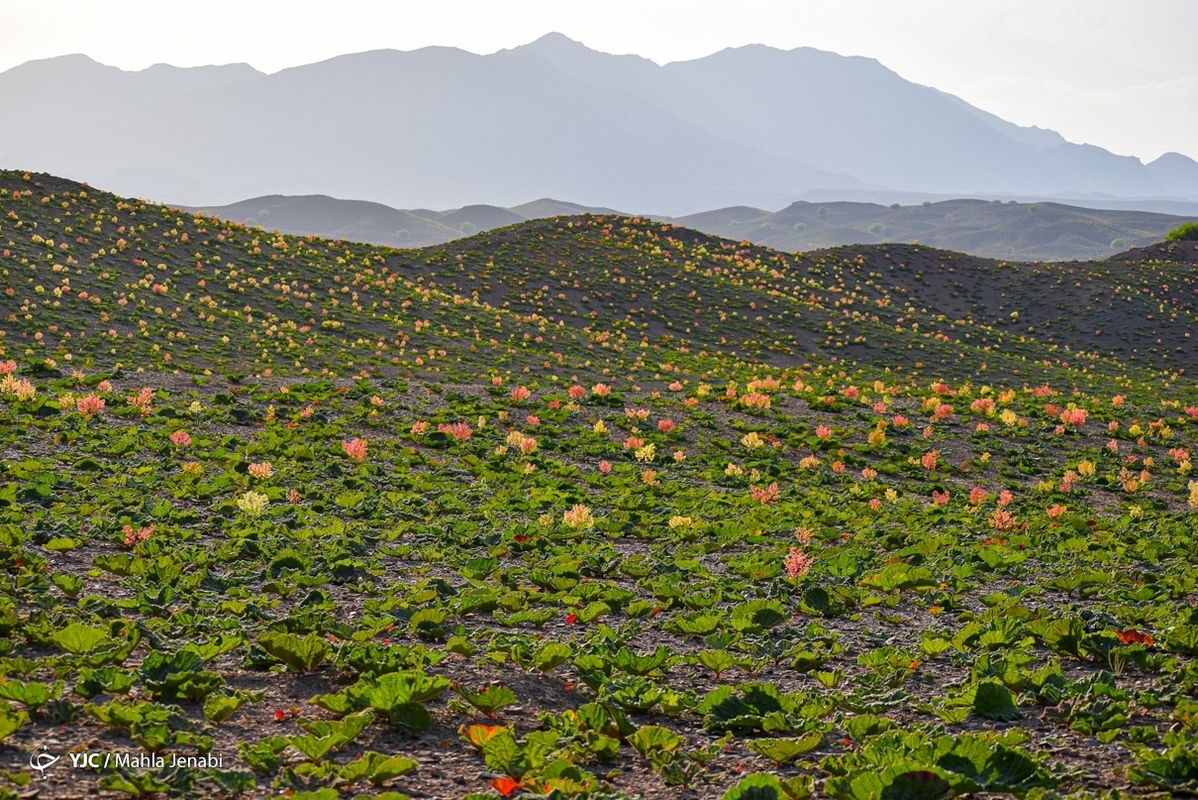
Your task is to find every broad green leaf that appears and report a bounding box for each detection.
[747,732,823,764]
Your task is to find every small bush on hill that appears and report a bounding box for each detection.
[1164,221,1198,242]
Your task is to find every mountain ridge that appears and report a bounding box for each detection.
[2,37,1196,212]
[190,190,1196,262]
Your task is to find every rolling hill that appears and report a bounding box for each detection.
[3,169,1197,388]
[195,192,1194,262]
[3,171,1198,799]
[2,35,1197,212]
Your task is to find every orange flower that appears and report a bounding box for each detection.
[342,437,368,462]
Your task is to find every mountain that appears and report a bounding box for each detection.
[1147,152,1198,199]
[1,36,1197,212]
[196,191,1193,262]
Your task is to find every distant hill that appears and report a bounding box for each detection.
[192,195,621,248]
[195,192,1194,261]
[671,199,1193,262]
[2,35,1197,213]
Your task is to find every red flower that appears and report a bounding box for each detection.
[1115,629,1153,646]
[491,776,521,797]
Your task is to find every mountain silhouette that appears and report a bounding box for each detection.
[1,35,1195,212]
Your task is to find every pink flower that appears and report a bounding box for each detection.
[1046,504,1067,519]
[932,490,949,506]
[526,414,540,426]
[971,398,995,414]
[0,360,16,376]
[1059,407,1087,427]
[76,394,105,419]
[657,419,676,433]
[668,381,683,391]
[568,385,587,400]
[122,524,154,547]
[816,424,832,441]
[892,415,909,429]
[510,386,531,402]
[342,438,368,462]
[750,483,780,505]
[969,486,988,506]
[410,421,428,435]
[784,547,815,579]
[921,450,939,471]
[624,435,645,450]
[598,460,612,474]
[998,490,1014,507]
[990,509,1016,531]
[437,422,473,442]
[591,383,612,397]
[869,498,881,510]
[169,430,191,448]
[248,461,273,479]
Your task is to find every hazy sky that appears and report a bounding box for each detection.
[3,0,1195,162]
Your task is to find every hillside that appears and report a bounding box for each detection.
[3,172,1198,799]
[5,170,1198,389]
[3,37,1197,211]
[198,192,1196,262]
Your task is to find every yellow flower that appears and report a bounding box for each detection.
[740,432,764,450]
[635,443,657,462]
[562,504,595,531]
[236,490,269,516]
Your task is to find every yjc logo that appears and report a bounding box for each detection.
[28,746,60,779]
